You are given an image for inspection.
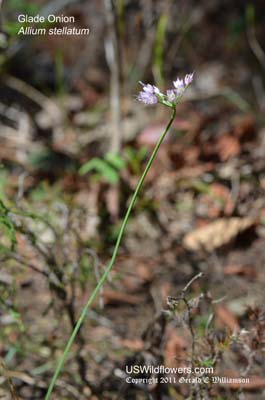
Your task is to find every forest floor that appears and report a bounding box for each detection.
[0,78,265,399]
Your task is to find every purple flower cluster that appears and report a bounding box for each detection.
[137,73,194,107]
[137,83,160,105]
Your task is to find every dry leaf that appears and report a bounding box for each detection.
[216,134,241,161]
[122,275,146,292]
[138,118,194,146]
[103,290,142,305]
[183,218,254,252]
[135,263,154,282]
[138,123,171,146]
[196,183,235,218]
[105,185,120,221]
[211,183,235,215]
[216,305,240,332]
[233,115,255,141]
[164,328,188,368]
[224,264,256,278]
[119,338,145,351]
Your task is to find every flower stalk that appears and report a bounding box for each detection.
[46,74,193,399]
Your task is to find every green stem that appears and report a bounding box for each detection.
[45,107,176,399]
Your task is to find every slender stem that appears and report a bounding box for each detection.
[45,107,176,399]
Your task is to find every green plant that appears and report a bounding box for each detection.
[3,0,40,37]
[8,0,39,14]
[0,200,17,250]
[45,75,193,399]
[124,146,148,175]
[0,168,8,200]
[79,152,126,184]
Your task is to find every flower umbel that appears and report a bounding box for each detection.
[137,73,194,108]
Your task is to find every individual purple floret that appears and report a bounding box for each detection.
[173,78,185,90]
[152,85,161,95]
[166,89,176,102]
[137,83,159,105]
[184,72,194,86]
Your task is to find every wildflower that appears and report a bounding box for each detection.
[166,89,176,102]
[184,72,194,86]
[173,78,185,91]
[153,85,162,95]
[47,72,194,400]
